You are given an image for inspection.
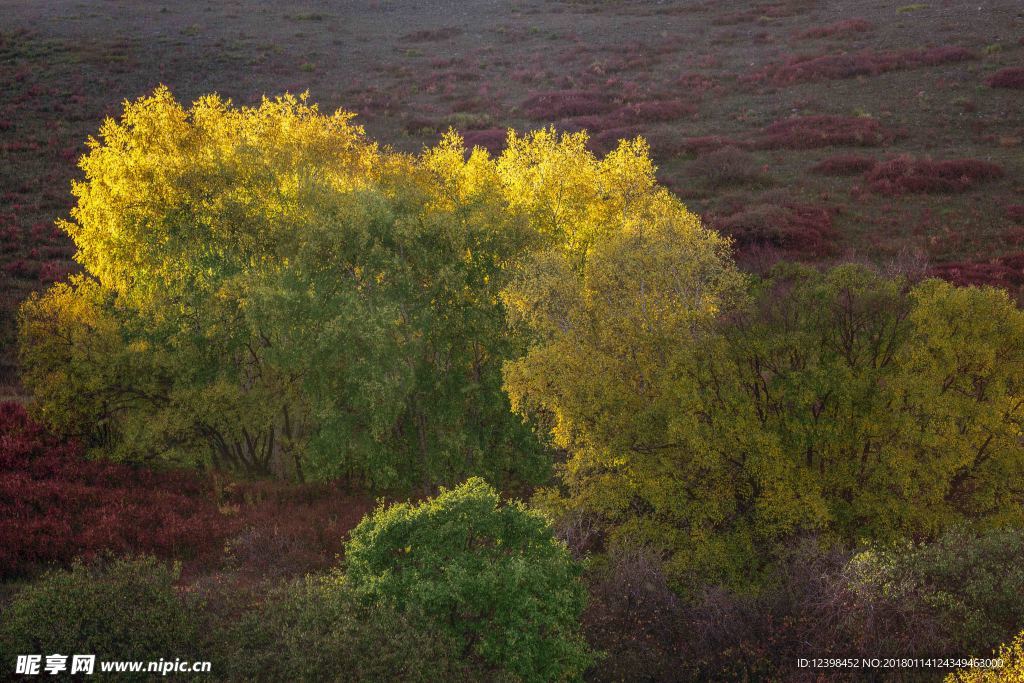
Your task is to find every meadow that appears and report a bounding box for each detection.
[1,1,1023,680]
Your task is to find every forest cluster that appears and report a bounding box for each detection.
[2,89,1023,681]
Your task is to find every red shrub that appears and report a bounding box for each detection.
[811,154,877,175]
[709,202,837,257]
[38,261,73,284]
[0,403,233,577]
[746,46,975,85]
[1007,205,1024,223]
[795,19,874,40]
[460,127,509,154]
[4,259,41,279]
[929,258,1024,288]
[565,99,695,136]
[614,99,695,124]
[0,403,376,579]
[676,72,717,94]
[756,115,896,149]
[521,90,615,119]
[865,156,1004,195]
[679,135,745,154]
[986,67,1024,89]
[218,480,372,579]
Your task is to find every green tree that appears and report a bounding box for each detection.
[344,477,594,682]
[513,262,1024,588]
[19,87,550,489]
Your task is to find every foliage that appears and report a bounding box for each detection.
[0,556,198,681]
[746,46,975,85]
[18,88,690,492]
[18,87,563,489]
[754,115,895,150]
[0,401,231,577]
[811,154,878,176]
[986,67,1024,89]
[845,525,1024,655]
[584,528,1024,681]
[344,477,594,682]
[214,574,469,682]
[866,156,1005,194]
[946,630,1024,682]
[515,263,1024,588]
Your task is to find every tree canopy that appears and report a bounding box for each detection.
[515,263,1024,587]
[20,87,722,492]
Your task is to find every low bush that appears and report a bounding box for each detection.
[709,202,836,256]
[460,127,509,153]
[794,19,874,40]
[986,67,1024,89]
[344,477,594,682]
[930,257,1024,288]
[214,575,468,682]
[947,630,1024,682]
[755,115,895,149]
[688,146,770,188]
[747,46,975,85]
[865,156,1004,194]
[0,557,199,680]
[584,527,1024,680]
[0,402,232,577]
[811,153,878,175]
[521,90,615,119]
[845,525,1024,655]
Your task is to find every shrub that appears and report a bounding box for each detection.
[710,202,836,256]
[0,402,232,577]
[811,153,877,175]
[214,575,468,682]
[986,67,1024,89]
[794,19,874,39]
[755,115,895,149]
[865,156,1004,194]
[459,127,509,153]
[401,26,463,42]
[845,525,1024,655]
[746,46,975,85]
[344,477,594,682]
[688,146,770,188]
[679,135,743,154]
[521,90,615,119]
[929,259,1024,288]
[0,557,198,680]
[584,528,1024,680]
[946,630,1024,681]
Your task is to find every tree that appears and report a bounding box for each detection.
[19,87,556,489]
[513,261,1024,588]
[343,477,594,682]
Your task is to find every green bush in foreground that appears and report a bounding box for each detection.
[0,556,198,681]
[344,477,595,682]
[215,575,469,682]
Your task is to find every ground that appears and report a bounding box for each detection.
[1,0,1022,396]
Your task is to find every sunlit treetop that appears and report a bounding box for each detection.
[66,85,380,298]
